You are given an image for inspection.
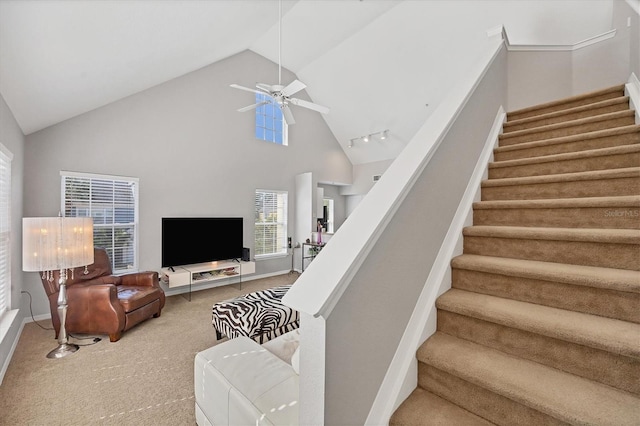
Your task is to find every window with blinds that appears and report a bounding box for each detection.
[61,172,139,274]
[0,144,12,318]
[254,190,288,257]
[255,93,287,145]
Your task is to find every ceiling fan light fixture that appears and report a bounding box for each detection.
[229,0,328,125]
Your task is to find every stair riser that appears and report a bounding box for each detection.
[473,206,640,229]
[499,116,635,146]
[389,389,495,426]
[481,176,640,200]
[504,102,629,133]
[489,151,640,179]
[418,365,564,426]
[437,311,640,395]
[494,132,640,162]
[508,91,625,121]
[451,268,640,323]
[463,236,640,270]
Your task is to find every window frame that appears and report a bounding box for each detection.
[61,171,139,274]
[254,189,288,259]
[0,143,13,318]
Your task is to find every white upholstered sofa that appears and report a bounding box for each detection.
[194,329,300,425]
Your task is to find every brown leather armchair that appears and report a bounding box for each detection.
[41,248,166,342]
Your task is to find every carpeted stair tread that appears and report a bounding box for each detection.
[417,333,640,426]
[473,195,640,211]
[389,388,495,426]
[503,96,630,133]
[436,289,640,358]
[463,225,640,244]
[507,84,626,121]
[493,124,640,160]
[498,110,636,145]
[472,195,640,229]
[489,144,640,170]
[481,166,640,187]
[451,254,640,294]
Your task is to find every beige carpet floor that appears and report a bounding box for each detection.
[0,273,299,425]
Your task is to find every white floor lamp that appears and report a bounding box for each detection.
[22,216,94,359]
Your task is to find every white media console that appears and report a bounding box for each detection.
[161,260,256,297]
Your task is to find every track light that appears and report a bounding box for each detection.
[348,129,390,147]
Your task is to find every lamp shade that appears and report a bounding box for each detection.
[23,217,94,272]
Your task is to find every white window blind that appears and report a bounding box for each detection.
[61,172,139,274]
[0,144,13,317]
[254,190,288,257]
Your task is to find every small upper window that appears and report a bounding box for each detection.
[255,93,287,145]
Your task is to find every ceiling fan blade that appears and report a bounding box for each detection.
[256,83,273,93]
[289,98,330,114]
[281,104,296,125]
[237,101,269,113]
[230,84,269,95]
[281,79,306,97]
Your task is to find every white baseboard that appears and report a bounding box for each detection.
[0,311,26,385]
[626,72,640,124]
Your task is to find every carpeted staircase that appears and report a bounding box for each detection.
[390,84,640,425]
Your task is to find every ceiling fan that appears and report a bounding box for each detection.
[230,0,329,125]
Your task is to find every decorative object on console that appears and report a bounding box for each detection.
[22,216,94,359]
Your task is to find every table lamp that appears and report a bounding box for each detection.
[22,216,94,359]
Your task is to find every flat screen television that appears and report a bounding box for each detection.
[162,217,243,267]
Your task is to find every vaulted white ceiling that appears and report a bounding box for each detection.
[0,0,616,165]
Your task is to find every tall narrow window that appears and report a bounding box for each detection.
[255,93,287,145]
[254,190,288,257]
[0,143,12,318]
[61,172,139,274]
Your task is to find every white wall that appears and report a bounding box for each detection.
[22,50,352,318]
[0,93,24,381]
[341,159,394,197]
[508,2,639,111]
[294,172,314,271]
[507,51,573,111]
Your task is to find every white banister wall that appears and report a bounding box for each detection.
[283,32,508,423]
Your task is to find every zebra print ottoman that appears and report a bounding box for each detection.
[211,284,299,344]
